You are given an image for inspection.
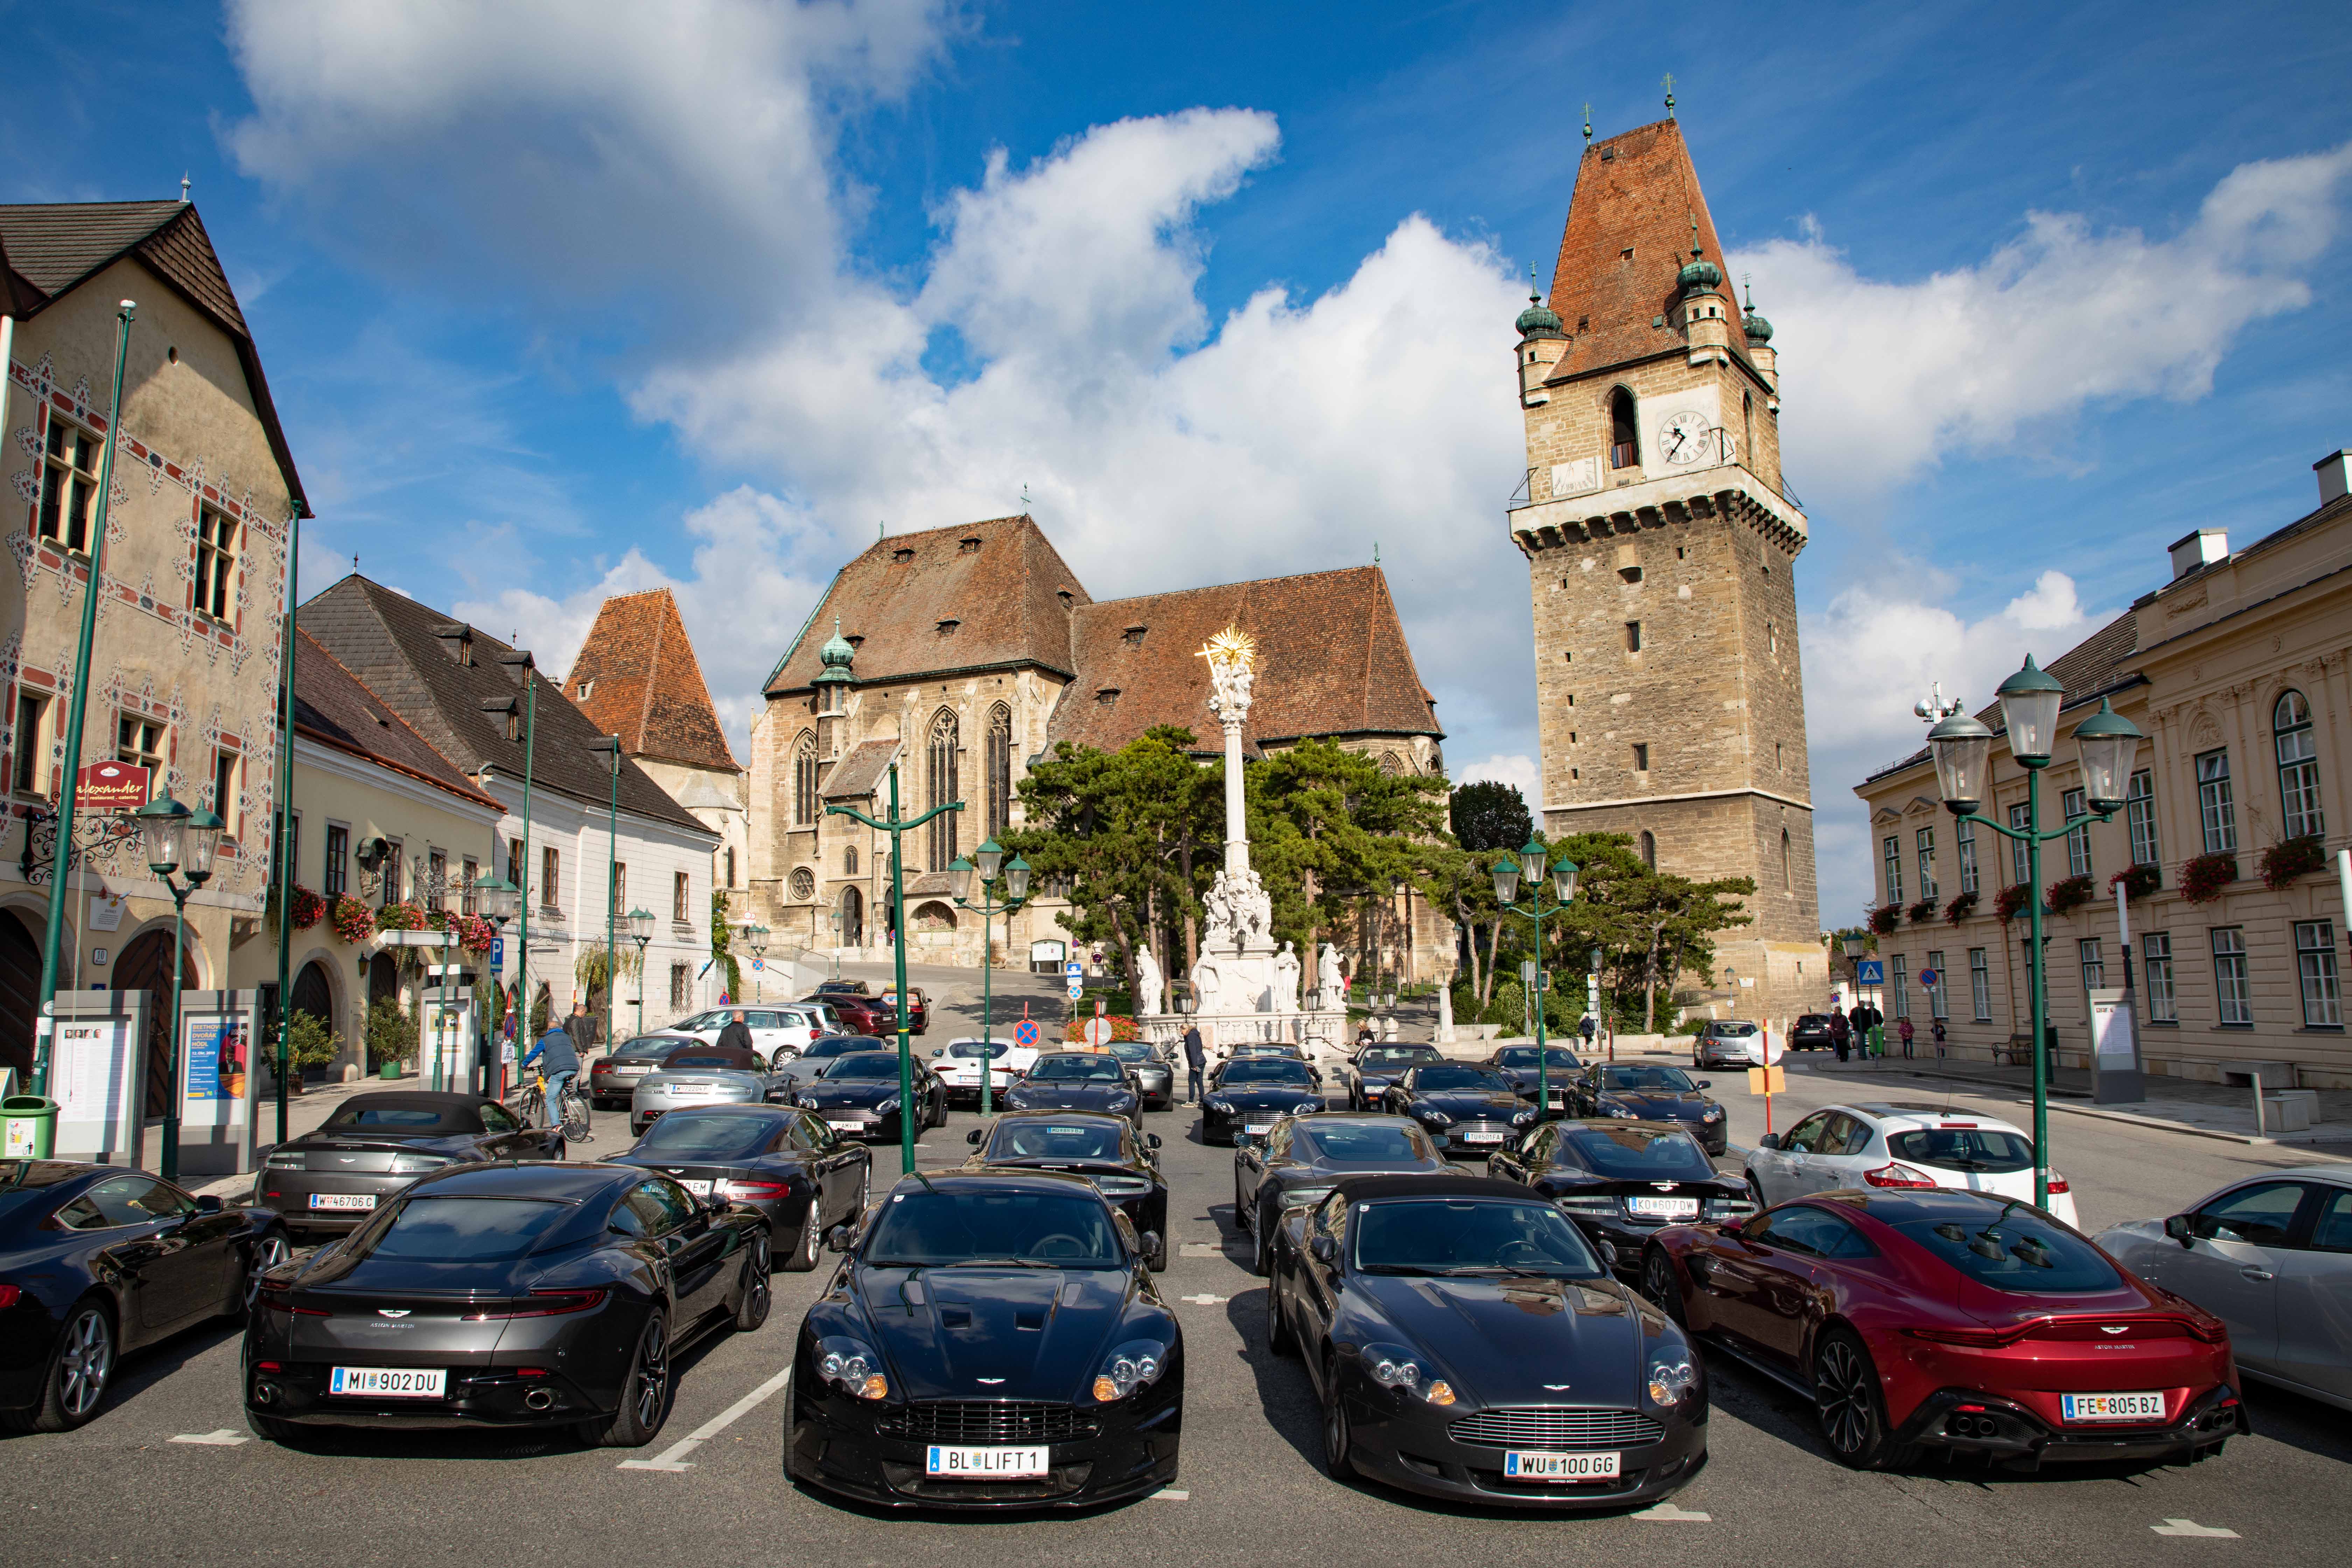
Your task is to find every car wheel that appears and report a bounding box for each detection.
[1813,1327,1914,1471]
[1266,1271,1297,1357]
[733,1234,773,1331]
[1746,1175,1769,1211]
[581,1309,672,1448]
[1233,1172,1250,1232]
[1320,1355,1357,1478]
[1251,1205,1271,1276]
[1148,1234,1169,1273]
[238,1230,293,1313]
[854,1161,872,1219]
[1641,1247,1687,1326]
[4,1299,114,1433]
[785,1199,822,1273]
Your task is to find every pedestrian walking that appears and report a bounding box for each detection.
[1897,1016,1915,1058]
[1579,1014,1597,1050]
[1182,1023,1206,1104]
[1830,1011,1851,1063]
[566,999,600,1060]
[1931,1018,1947,1059]
[716,1008,756,1057]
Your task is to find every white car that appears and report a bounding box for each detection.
[668,1006,824,1065]
[1742,1100,2079,1228]
[927,1036,1041,1104]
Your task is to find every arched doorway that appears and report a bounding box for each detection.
[293,960,336,1079]
[112,928,201,1118]
[0,909,43,1085]
[838,886,864,948]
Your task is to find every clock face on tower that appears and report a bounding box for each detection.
[1658,411,1713,466]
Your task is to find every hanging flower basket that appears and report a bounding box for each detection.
[1906,897,1940,925]
[2046,874,2096,916]
[454,913,497,954]
[2179,852,2238,905]
[1943,891,1978,925]
[2258,834,2326,891]
[1868,903,1902,936]
[288,884,327,932]
[1993,883,2033,925]
[2107,863,2159,903]
[374,901,427,933]
[330,895,376,944]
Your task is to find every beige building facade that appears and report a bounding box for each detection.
[1856,452,2352,1088]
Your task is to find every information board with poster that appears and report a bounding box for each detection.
[2086,986,2144,1105]
[422,991,477,1094]
[49,990,147,1162]
[174,990,261,1177]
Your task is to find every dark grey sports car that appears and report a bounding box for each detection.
[611,1105,873,1272]
[1480,1045,1585,1116]
[588,1035,699,1110]
[1264,1174,1707,1507]
[1381,1064,1538,1156]
[1485,1121,1754,1275]
[1565,1064,1729,1157]
[1199,1057,1326,1146]
[963,1111,1169,1270]
[1105,1042,1174,1111]
[1231,1114,1456,1273]
[252,1092,562,1234]
[1000,1052,1143,1121]
[1345,1045,1442,1111]
[792,1051,949,1143]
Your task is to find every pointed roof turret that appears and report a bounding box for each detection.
[564,587,741,772]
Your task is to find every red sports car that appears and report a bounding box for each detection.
[1640,1189,2247,1470]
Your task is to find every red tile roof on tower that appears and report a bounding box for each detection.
[565,588,741,772]
[1539,118,1750,383]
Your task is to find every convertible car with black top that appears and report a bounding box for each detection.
[1264,1174,1707,1507]
[1232,1114,1457,1273]
[788,1168,1183,1508]
[242,1160,771,1448]
[1200,1056,1325,1146]
[1566,1064,1729,1156]
[252,1091,563,1234]
[964,1112,1170,1270]
[1381,1064,1537,1155]
[1000,1051,1143,1121]
[1485,1121,1754,1276]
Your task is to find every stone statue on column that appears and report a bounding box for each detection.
[1135,945,1164,1018]
[1272,941,1300,1013]
[1188,952,1223,1017]
[1317,942,1345,1007]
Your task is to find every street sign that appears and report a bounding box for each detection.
[1917,967,1938,988]
[1856,959,1885,986]
[751,958,765,972]
[489,937,504,973]
[1013,1018,1039,1047]
[1094,998,1106,1017]
[1747,1064,1786,1094]
[1082,1017,1113,1048]
[76,761,150,812]
[1064,960,1083,976]
[1065,982,1084,1001]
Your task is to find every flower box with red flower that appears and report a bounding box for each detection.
[2258,834,2325,891]
[1993,883,2032,925]
[1869,903,1902,936]
[1943,891,1979,926]
[2107,864,2159,903]
[2046,874,2095,916]
[2179,852,2238,905]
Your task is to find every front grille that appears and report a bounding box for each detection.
[876,1400,1099,1444]
[1449,1407,1663,1449]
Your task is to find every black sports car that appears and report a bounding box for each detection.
[963,1112,1169,1270]
[1566,1064,1729,1156]
[612,1105,874,1272]
[1200,1057,1326,1146]
[252,1091,562,1235]
[243,1160,770,1447]
[1,1161,290,1432]
[1381,1064,1537,1156]
[588,1035,699,1109]
[1105,1041,1175,1111]
[776,1034,890,1093]
[1480,1045,1585,1115]
[788,1168,1182,1508]
[793,1051,949,1143]
[1232,1114,1456,1274]
[1485,1121,1754,1276]
[1264,1174,1707,1507]
[1000,1052,1143,1121]
[1345,1044,1442,1110]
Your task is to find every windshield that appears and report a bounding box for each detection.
[987,1122,1126,1162]
[1889,1128,2036,1174]
[1107,1043,1157,1062]
[1355,1198,1604,1278]
[1559,1127,1715,1179]
[822,1055,902,1080]
[945,1041,1011,1059]
[1357,1048,1438,1069]
[1895,1208,2121,1293]
[1030,1056,1125,1083]
[1708,1022,1759,1037]
[1410,1065,1508,1092]
[806,1036,880,1059]
[356,1197,569,1261]
[324,1105,470,1132]
[1602,1065,1698,1092]
[632,1111,786,1160]
[865,1189,1124,1268]
[1497,1048,1582,1068]
[1219,1060,1315,1086]
[1296,1124,1431,1163]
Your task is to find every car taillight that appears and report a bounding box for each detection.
[257,1286,328,1317]
[1905,1325,2017,1348]
[2044,1173,2070,1194]
[0,1284,20,1309]
[1861,1162,1939,1189]
[462,1289,607,1321]
[718,1179,791,1202]
[2178,1316,2230,1345]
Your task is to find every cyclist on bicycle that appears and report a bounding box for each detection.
[522,1023,581,1128]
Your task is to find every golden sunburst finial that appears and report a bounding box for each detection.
[1196,624,1256,671]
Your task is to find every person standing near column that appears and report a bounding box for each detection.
[1182,1022,1206,1105]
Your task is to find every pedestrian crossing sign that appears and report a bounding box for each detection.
[1856,959,1885,986]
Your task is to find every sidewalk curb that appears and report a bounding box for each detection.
[1795,1062,2352,1152]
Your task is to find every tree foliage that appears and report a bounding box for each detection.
[1449,779,1532,854]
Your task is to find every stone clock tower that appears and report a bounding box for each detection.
[1510,115,1824,1024]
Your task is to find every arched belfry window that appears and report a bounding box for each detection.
[986,703,1013,839]
[1610,388,1639,470]
[792,731,818,825]
[2275,690,2323,839]
[1742,390,1754,462]
[1781,827,1793,889]
[926,708,960,872]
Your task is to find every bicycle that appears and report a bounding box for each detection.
[511,1069,593,1147]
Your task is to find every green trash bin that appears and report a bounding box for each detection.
[2,1094,59,1159]
[380,1059,400,1080]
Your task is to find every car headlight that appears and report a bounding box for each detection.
[1277,1185,1335,1210]
[1511,1109,1536,1126]
[1647,1355,1699,1408]
[1091,1339,1169,1402]
[1603,1103,1634,1119]
[1416,1108,1452,1126]
[1204,1097,1234,1113]
[1360,1342,1455,1405]
[816,1336,889,1400]
[797,1097,819,1110]
[1110,1094,1136,1110]
[1294,1101,1319,1115]
[876,1097,899,1114]
[1701,1106,1724,1121]
[389,1153,455,1173]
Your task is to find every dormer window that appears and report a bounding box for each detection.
[1122,625,1147,646]
[959,537,981,554]
[1096,688,1120,707]
[481,696,522,742]
[497,650,534,687]
[575,679,594,699]
[846,634,864,649]
[432,622,474,667]
[1057,589,1074,609]
[892,548,914,564]
[936,619,960,636]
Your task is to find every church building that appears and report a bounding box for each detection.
[1508,114,1826,1024]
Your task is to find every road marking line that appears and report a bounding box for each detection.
[1180,1243,1221,1257]
[170,1429,248,1446]
[1634,1503,1711,1522]
[2151,1520,2239,1538]
[1152,1489,1190,1500]
[618,1365,793,1472]
[1178,1293,1226,1305]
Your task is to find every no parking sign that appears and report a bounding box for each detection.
[1013,1018,1039,1047]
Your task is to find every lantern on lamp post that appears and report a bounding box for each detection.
[952,838,1029,1115]
[1490,837,1579,1120]
[132,797,224,1183]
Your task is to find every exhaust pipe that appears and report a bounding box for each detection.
[524,1388,555,1411]
[252,1382,278,1406]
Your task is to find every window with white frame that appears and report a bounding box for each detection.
[1891,953,1910,1018]
[2078,937,2104,993]
[541,845,561,912]
[673,870,690,924]
[1882,836,1903,905]
[2274,692,2323,840]
[212,750,240,838]
[2144,933,2176,1023]
[1968,948,1990,1021]
[1958,821,1979,896]
[611,862,626,919]
[117,713,165,778]
[193,505,238,622]
[461,858,479,915]
[427,848,448,911]
[1926,949,1948,1019]
[380,839,405,906]
[2061,787,2091,879]
[37,417,100,553]
[1916,827,1938,902]
[2196,750,2235,854]
[2008,802,2030,886]
[2295,920,2341,1028]
[2210,927,2250,1025]
[2126,769,2158,867]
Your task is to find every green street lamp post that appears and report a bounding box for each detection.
[827,763,962,1176]
[132,796,224,1183]
[471,873,522,1091]
[590,736,622,1066]
[1490,838,1580,1120]
[1925,660,2143,1208]
[625,907,655,1037]
[949,838,1030,1117]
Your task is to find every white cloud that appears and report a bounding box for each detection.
[1457,754,1539,803]
[1732,141,2352,504]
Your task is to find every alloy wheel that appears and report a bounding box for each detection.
[244,1234,293,1309]
[1643,1251,1685,1323]
[1815,1337,1871,1456]
[59,1308,113,1419]
[1321,1362,1355,1477]
[634,1316,670,1429]
[742,1236,772,1323]
[798,1203,821,1268]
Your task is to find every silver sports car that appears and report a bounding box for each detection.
[629,1052,790,1136]
[2096,1165,2352,1412]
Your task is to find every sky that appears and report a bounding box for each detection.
[5,0,2348,926]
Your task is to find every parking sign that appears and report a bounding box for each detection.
[489,937,504,973]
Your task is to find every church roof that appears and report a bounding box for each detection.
[764,514,1088,695]
[291,629,502,811]
[1539,119,1748,383]
[0,200,310,516]
[1046,566,1443,758]
[564,588,741,773]
[821,738,903,801]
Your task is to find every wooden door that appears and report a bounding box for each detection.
[111,929,200,1118]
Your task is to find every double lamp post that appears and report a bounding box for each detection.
[948,836,1030,1116]
[128,796,224,1184]
[1490,838,1580,1121]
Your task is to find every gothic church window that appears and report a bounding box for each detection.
[927,708,960,872]
[792,731,819,825]
[986,703,1012,838]
[844,846,858,875]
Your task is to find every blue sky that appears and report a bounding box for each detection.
[6,0,2348,924]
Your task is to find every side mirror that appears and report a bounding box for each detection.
[1147,1133,1162,1149]
[2163,1213,2193,1247]
[825,1224,855,1254]
[928,1048,941,1057]
[1757,1133,1780,1150]
[1137,1230,1161,1261]
[194,1194,224,1214]
[1696,1080,1712,1090]
[965,1128,984,1146]
[1309,1234,1338,1266]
